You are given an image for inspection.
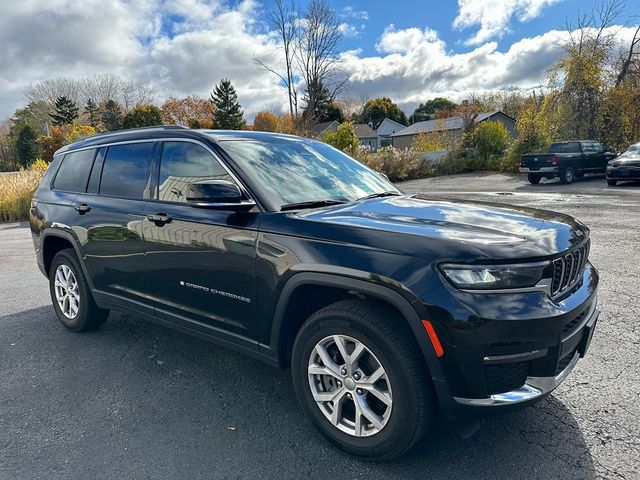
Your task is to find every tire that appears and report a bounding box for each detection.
[527,173,541,184]
[49,248,109,332]
[559,166,576,184]
[291,299,435,461]
[607,179,617,186]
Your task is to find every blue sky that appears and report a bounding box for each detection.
[1,0,638,120]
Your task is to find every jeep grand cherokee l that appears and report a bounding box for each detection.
[30,126,599,460]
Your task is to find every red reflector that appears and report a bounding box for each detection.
[422,320,444,357]
[551,155,558,165]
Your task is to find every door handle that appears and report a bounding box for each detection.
[74,203,91,214]
[147,213,173,225]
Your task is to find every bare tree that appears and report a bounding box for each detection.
[296,0,347,124]
[24,78,82,107]
[615,25,640,87]
[255,0,299,119]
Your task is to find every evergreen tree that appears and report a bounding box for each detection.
[210,79,245,130]
[302,81,343,123]
[16,125,40,167]
[50,96,79,125]
[101,100,123,131]
[85,98,100,129]
[122,104,163,129]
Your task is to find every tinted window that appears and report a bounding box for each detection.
[53,149,96,192]
[593,142,605,153]
[158,142,232,203]
[100,143,154,199]
[87,148,105,194]
[549,142,582,153]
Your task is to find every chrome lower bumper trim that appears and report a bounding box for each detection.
[519,167,558,173]
[453,351,580,406]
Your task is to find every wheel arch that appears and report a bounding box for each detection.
[266,272,445,382]
[41,230,95,290]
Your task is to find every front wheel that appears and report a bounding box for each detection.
[292,299,435,461]
[560,166,576,184]
[49,249,109,331]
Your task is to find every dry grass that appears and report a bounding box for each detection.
[0,170,45,223]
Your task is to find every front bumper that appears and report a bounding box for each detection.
[519,167,558,173]
[453,301,598,407]
[417,262,599,418]
[606,167,640,180]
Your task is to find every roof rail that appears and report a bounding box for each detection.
[70,124,191,145]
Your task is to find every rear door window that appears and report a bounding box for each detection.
[100,142,154,199]
[53,149,97,193]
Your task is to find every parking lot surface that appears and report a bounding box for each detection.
[1,173,639,479]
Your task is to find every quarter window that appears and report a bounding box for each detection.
[158,142,232,203]
[100,143,154,199]
[53,149,97,193]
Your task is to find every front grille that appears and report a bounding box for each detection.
[484,361,529,395]
[556,348,578,375]
[551,239,590,296]
[561,308,589,338]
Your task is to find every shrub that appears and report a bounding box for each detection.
[29,158,49,172]
[321,122,360,153]
[351,147,434,182]
[0,170,44,223]
[472,121,510,162]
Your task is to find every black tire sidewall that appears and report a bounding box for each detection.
[528,173,541,184]
[292,313,425,458]
[561,167,575,184]
[48,250,90,331]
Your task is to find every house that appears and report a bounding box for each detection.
[353,117,407,150]
[352,124,378,150]
[390,111,517,150]
[308,120,340,138]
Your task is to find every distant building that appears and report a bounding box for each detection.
[390,111,517,149]
[308,120,340,138]
[353,117,407,150]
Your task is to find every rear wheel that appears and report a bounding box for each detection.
[607,179,617,186]
[292,299,435,461]
[527,173,541,184]
[49,249,109,331]
[559,166,576,184]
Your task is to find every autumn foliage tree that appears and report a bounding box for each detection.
[38,124,96,162]
[161,96,215,128]
[253,112,281,132]
[122,104,163,129]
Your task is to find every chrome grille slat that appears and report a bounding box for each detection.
[550,239,590,297]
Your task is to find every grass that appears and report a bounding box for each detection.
[0,170,45,223]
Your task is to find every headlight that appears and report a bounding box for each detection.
[439,263,548,290]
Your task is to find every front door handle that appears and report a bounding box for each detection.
[74,203,91,214]
[147,213,173,225]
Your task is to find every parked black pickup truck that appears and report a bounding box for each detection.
[520,140,617,184]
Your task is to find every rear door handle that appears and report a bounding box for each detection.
[147,213,173,225]
[74,203,91,214]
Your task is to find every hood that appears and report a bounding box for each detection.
[611,153,640,166]
[295,195,588,260]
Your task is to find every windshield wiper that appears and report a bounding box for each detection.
[280,199,347,211]
[356,191,402,201]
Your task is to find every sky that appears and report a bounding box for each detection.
[0,0,638,121]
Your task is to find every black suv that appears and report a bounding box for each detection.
[30,126,599,460]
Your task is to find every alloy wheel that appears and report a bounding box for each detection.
[308,334,393,437]
[54,264,80,319]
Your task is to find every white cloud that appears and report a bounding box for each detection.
[453,0,561,45]
[0,0,637,122]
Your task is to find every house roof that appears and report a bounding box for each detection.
[353,123,377,139]
[391,111,510,137]
[308,120,339,137]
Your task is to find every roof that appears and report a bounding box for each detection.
[391,111,512,137]
[307,121,339,137]
[353,124,377,139]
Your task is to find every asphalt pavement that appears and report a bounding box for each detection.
[1,173,639,479]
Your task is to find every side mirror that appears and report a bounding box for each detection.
[187,180,256,211]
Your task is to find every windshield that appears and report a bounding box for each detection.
[217,137,397,210]
[549,142,581,153]
[620,144,640,158]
